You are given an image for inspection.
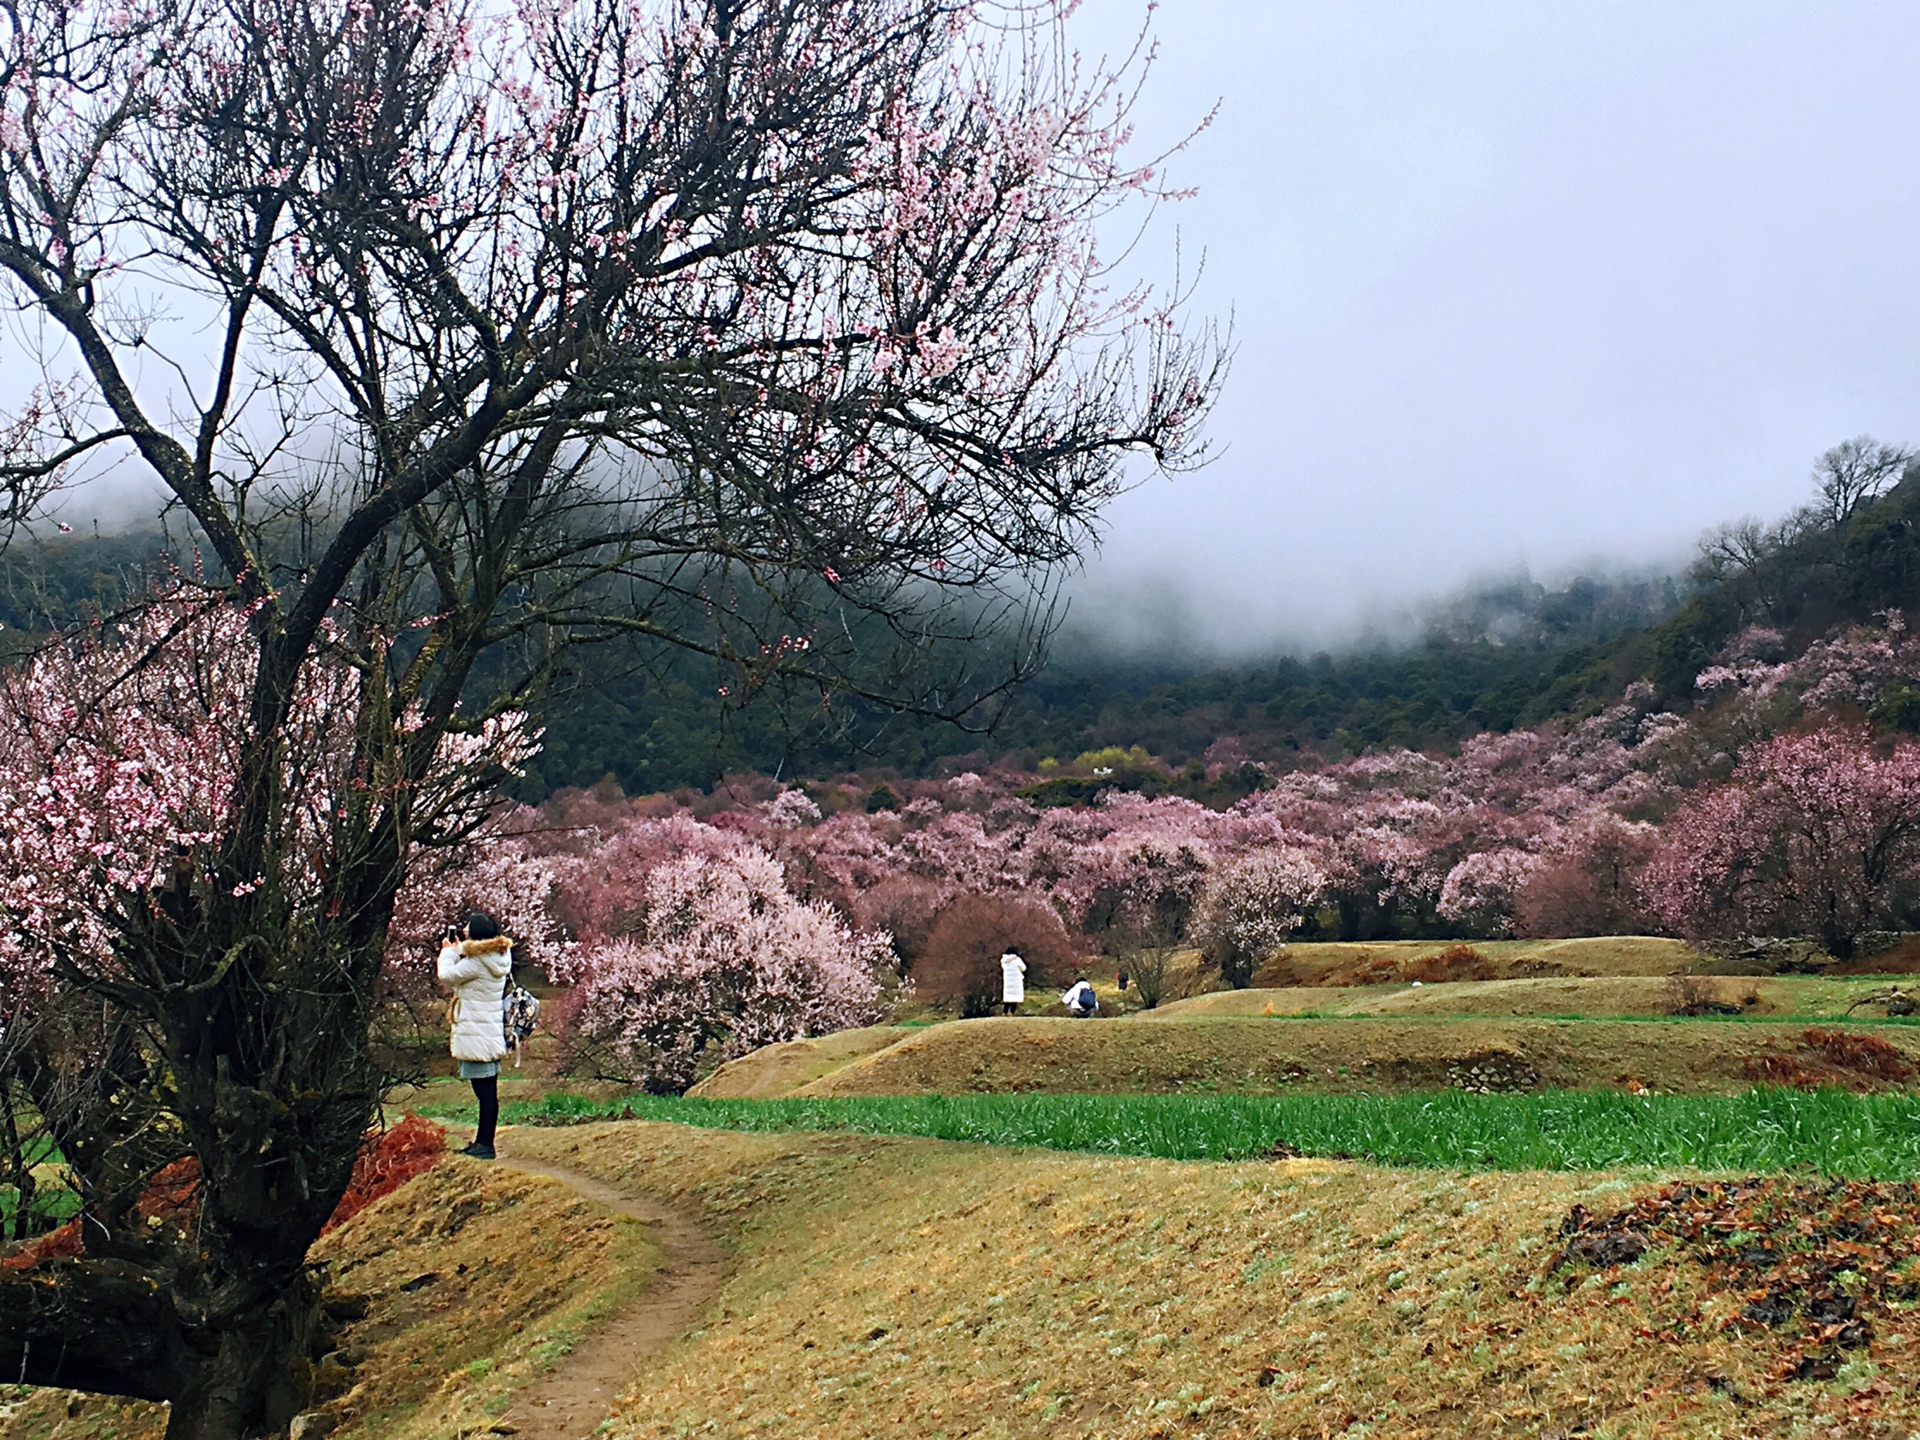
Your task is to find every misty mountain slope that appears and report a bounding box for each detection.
[4,446,1916,793]
[496,568,1685,793]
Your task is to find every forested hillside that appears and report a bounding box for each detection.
[531,438,1920,789]
[8,439,1916,794]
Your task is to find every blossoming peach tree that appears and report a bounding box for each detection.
[554,841,888,1093]
[0,593,536,1424]
[0,0,1219,1432]
[1644,724,1920,958]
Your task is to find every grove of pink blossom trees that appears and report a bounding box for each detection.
[546,834,887,1092]
[494,609,1920,1078]
[0,0,1909,1427]
[1643,726,1920,959]
[8,516,1915,1440]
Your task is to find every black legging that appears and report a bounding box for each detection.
[471,1075,499,1149]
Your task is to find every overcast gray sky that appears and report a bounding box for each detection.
[1060,1,1920,650]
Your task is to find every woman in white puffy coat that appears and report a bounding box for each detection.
[438,911,514,1160]
[999,950,1026,1015]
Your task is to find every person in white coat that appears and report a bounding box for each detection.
[1061,976,1098,1018]
[438,911,514,1160]
[999,949,1027,1015]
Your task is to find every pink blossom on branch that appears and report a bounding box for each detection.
[1437,849,1542,939]
[0,594,537,1022]
[387,842,565,980]
[1191,847,1325,988]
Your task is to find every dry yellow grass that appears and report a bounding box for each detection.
[1255,936,1701,985]
[690,1024,918,1099]
[15,1120,1920,1439]
[502,1120,1920,1439]
[780,1015,1920,1098]
[0,1158,660,1440]
[1151,974,1909,1021]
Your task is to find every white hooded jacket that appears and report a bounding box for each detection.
[1000,951,1026,1003]
[1061,979,1097,1015]
[438,935,514,1063]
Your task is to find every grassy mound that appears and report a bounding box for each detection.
[0,1157,660,1440]
[764,1015,1920,1099]
[688,1024,918,1099]
[1151,973,1919,1021]
[498,1121,1920,1439]
[1254,935,1699,985]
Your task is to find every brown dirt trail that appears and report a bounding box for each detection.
[494,1156,724,1440]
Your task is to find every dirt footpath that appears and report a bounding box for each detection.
[496,1158,724,1440]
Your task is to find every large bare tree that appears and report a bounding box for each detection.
[0,0,1218,1434]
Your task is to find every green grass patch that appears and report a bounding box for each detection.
[413,1087,1920,1177]
[1,1133,81,1239]
[1,1181,81,1235]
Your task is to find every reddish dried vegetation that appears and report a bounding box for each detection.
[322,1115,447,1235]
[1744,1028,1915,1090]
[914,891,1084,1016]
[1552,1178,1920,1381]
[137,1156,203,1225]
[0,1160,198,1272]
[0,1218,81,1271]
[1403,943,1498,983]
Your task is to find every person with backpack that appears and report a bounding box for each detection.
[1061,975,1099,1018]
[999,948,1027,1016]
[438,911,515,1160]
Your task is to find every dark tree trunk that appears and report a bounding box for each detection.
[1337,895,1361,942]
[0,1259,324,1440]
[1219,942,1257,990]
[2,872,392,1437]
[160,1271,324,1440]
[0,1260,188,1399]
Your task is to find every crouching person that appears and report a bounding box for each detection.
[1061,975,1099,1018]
[439,911,515,1159]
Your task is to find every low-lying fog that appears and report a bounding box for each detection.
[1061,0,1920,655]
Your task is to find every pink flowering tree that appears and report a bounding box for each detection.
[554,847,887,1093]
[0,593,534,1419]
[1512,814,1659,938]
[382,837,566,1030]
[1436,849,1541,938]
[1072,832,1214,1008]
[545,812,755,939]
[1644,725,1920,957]
[0,0,1217,1430]
[532,806,889,1084]
[1191,848,1325,987]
